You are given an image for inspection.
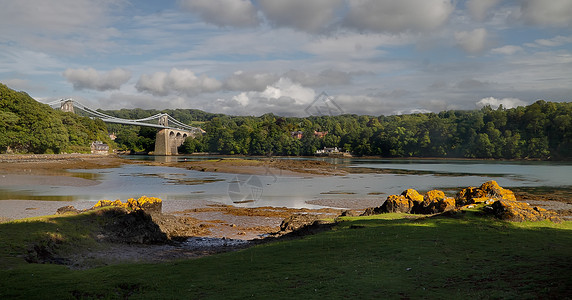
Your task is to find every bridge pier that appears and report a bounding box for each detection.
[154,129,192,156]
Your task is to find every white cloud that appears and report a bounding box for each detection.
[231,78,315,109]
[491,45,524,55]
[466,0,501,21]
[532,35,572,47]
[257,0,343,33]
[519,0,572,27]
[136,68,222,96]
[455,28,488,54]
[178,0,259,27]
[304,32,412,60]
[344,0,454,33]
[63,68,131,91]
[476,97,526,109]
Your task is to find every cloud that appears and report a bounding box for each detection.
[455,79,489,90]
[466,0,501,21]
[344,0,454,33]
[230,78,315,111]
[0,0,122,54]
[519,0,572,27]
[529,35,572,48]
[491,45,524,55]
[63,68,131,91]
[178,0,259,27]
[136,68,222,96]
[223,71,278,91]
[455,28,488,54]
[476,97,526,109]
[257,0,343,33]
[283,69,353,87]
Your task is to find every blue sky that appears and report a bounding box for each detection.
[1,0,571,116]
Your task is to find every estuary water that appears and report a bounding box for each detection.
[0,156,571,210]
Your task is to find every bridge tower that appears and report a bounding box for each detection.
[154,129,191,156]
[60,99,75,113]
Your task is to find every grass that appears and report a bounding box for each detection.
[0,211,571,299]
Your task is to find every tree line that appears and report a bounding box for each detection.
[1,82,569,159]
[104,100,571,160]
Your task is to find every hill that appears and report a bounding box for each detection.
[0,83,111,154]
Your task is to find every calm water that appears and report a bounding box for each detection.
[1,156,571,209]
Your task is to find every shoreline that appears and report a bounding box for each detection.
[1,154,571,233]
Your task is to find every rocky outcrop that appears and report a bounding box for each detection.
[487,200,561,223]
[380,195,414,213]
[280,214,320,231]
[456,180,515,206]
[93,196,162,214]
[97,208,168,244]
[358,181,560,222]
[412,190,456,214]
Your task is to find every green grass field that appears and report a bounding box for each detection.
[1,211,570,299]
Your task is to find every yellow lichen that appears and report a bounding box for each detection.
[401,189,424,203]
[92,196,162,211]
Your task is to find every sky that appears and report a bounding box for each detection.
[1,0,571,117]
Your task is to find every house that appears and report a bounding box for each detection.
[91,141,109,155]
[291,131,304,139]
[315,147,352,157]
[314,131,328,138]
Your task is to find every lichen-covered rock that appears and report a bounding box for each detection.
[92,196,162,214]
[412,190,455,214]
[488,200,561,222]
[127,196,162,214]
[380,195,414,213]
[456,180,515,206]
[401,189,424,204]
[480,180,516,201]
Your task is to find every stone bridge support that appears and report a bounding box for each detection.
[154,129,194,156]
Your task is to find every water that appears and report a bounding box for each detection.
[1,157,570,209]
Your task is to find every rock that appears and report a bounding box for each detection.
[380,195,414,213]
[127,196,162,214]
[360,206,385,216]
[280,214,320,232]
[340,210,359,217]
[98,208,168,244]
[411,190,455,214]
[93,196,162,214]
[456,180,515,206]
[56,205,80,215]
[487,200,561,222]
[401,189,424,204]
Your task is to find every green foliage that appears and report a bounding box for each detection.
[176,100,572,159]
[0,83,111,154]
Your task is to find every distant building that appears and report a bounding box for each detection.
[315,147,352,157]
[109,133,117,141]
[91,141,109,155]
[291,131,304,139]
[314,131,328,138]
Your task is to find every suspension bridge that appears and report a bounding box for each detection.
[46,99,204,155]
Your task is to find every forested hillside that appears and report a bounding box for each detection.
[0,83,111,154]
[103,100,572,160]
